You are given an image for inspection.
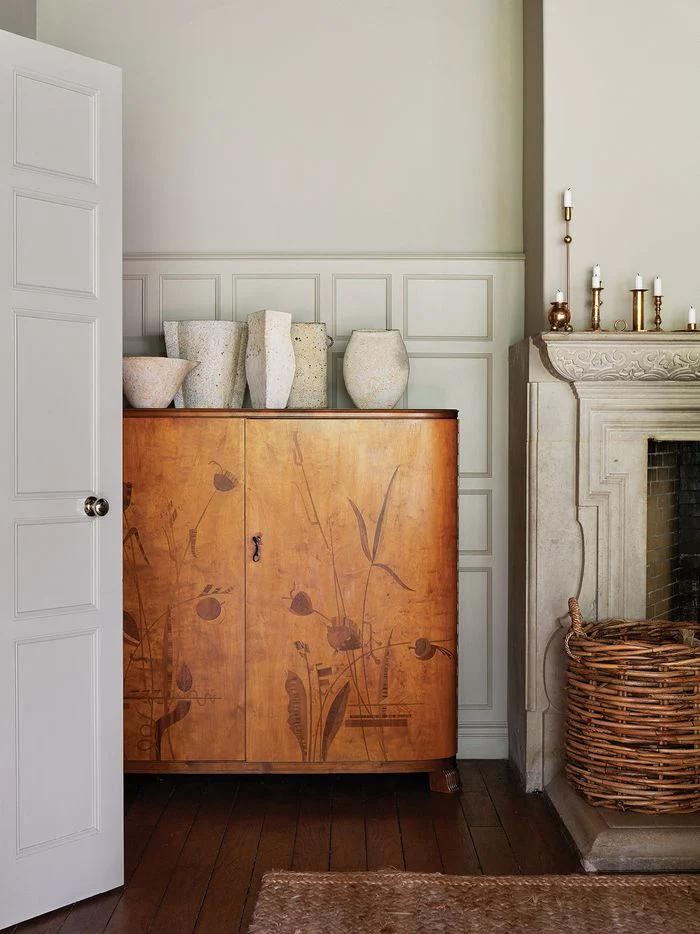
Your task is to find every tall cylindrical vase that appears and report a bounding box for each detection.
[288,322,331,409]
[343,329,409,409]
[164,320,248,408]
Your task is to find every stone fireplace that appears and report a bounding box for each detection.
[509,333,700,871]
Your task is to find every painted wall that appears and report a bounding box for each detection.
[0,0,36,38]
[37,0,525,758]
[525,0,700,335]
[37,0,522,255]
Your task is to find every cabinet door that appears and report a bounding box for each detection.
[246,417,457,765]
[123,416,245,765]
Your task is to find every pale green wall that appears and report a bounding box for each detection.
[528,0,700,335]
[37,0,523,255]
[0,0,36,38]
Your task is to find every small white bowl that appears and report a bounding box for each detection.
[123,356,199,408]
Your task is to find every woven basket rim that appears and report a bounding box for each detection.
[570,619,700,655]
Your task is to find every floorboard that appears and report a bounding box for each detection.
[330,776,368,872]
[6,762,580,934]
[105,779,203,934]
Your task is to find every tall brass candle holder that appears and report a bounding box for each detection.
[563,204,573,310]
[631,288,647,332]
[589,285,604,331]
[653,294,663,331]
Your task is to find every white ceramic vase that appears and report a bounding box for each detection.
[163,320,248,408]
[288,322,331,409]
[343,329,409,409]
[245,309,296,409]
[122,356,199,408]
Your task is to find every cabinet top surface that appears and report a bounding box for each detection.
[124,408,458,419]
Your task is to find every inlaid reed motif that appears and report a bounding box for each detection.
[286,434,454,762]
[122,462,238,760]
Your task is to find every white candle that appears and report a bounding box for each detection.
[653,276,663,297]
[634,273,644,290]
[563,188,573,208]
[592,264,601,289]
[689,306,697,326]
[555,289,564,303]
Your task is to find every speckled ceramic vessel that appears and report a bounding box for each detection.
[245,310,295,409]
[288,323,330,409]
[163,320,248,408]
[123,356,199,408]
[343,329,409,409]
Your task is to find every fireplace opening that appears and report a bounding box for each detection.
[646,439,700,623]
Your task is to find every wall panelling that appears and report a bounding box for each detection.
[123,252,524,757]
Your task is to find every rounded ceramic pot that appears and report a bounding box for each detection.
[123,357,199,408]
[343,329,409,409]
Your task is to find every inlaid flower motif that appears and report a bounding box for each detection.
[210,460,237,492]
[196,596,222,620]
[327,618,362,652]
[290,590,314,616]
[412,638,454,661]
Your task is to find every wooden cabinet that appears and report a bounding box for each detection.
[123,410,458,786]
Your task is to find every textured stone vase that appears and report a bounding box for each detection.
[163,320,248,408]
[245,310,296,409]
[343,329,409,409]
[122,356,199,408]
[288,323,331,409]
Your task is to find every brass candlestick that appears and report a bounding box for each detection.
[589,285,604,331]
[563,204,573,310]
[631,288,647,332]
[688,322,697,332]
[653,294,663,331]
[548,300,572,332]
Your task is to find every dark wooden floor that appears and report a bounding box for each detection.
[9,761,579,934]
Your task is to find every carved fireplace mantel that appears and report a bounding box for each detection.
[539,331,700,382]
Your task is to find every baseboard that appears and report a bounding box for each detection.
[457,722,509,759]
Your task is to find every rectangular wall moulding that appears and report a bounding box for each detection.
[458,567,492,708]
[123,275,146,339]
[406,353,492,477]
[233,275,319,323]
[14,310,95,497]
[459,489,492,555]
[16,630,98,854]
[159,274,220,326]
[15,518,96,618]
[403,275,492,340]
[14,191,96,296]
[333,275,390,338]
[14,71,97,183]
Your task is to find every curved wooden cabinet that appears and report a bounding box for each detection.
[123,410,458,784]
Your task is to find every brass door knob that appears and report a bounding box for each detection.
[84,496,110,517]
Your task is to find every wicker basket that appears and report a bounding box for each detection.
[564,596,700,813]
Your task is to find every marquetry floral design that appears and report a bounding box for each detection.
[285,434,454,763]
[123,460,237,760]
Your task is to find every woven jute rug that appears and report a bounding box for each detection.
[249,870,700,934]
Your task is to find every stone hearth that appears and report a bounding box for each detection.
[508,332,700,872]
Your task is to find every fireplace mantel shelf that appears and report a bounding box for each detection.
[538,331,700,382]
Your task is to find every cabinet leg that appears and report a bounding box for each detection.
[428,762,461,794]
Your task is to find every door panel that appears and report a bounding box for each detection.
[0,29,122,928]
[246,417,457,764]
[123,417,246,764]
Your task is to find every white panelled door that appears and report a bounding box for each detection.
[0,29,122,927]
